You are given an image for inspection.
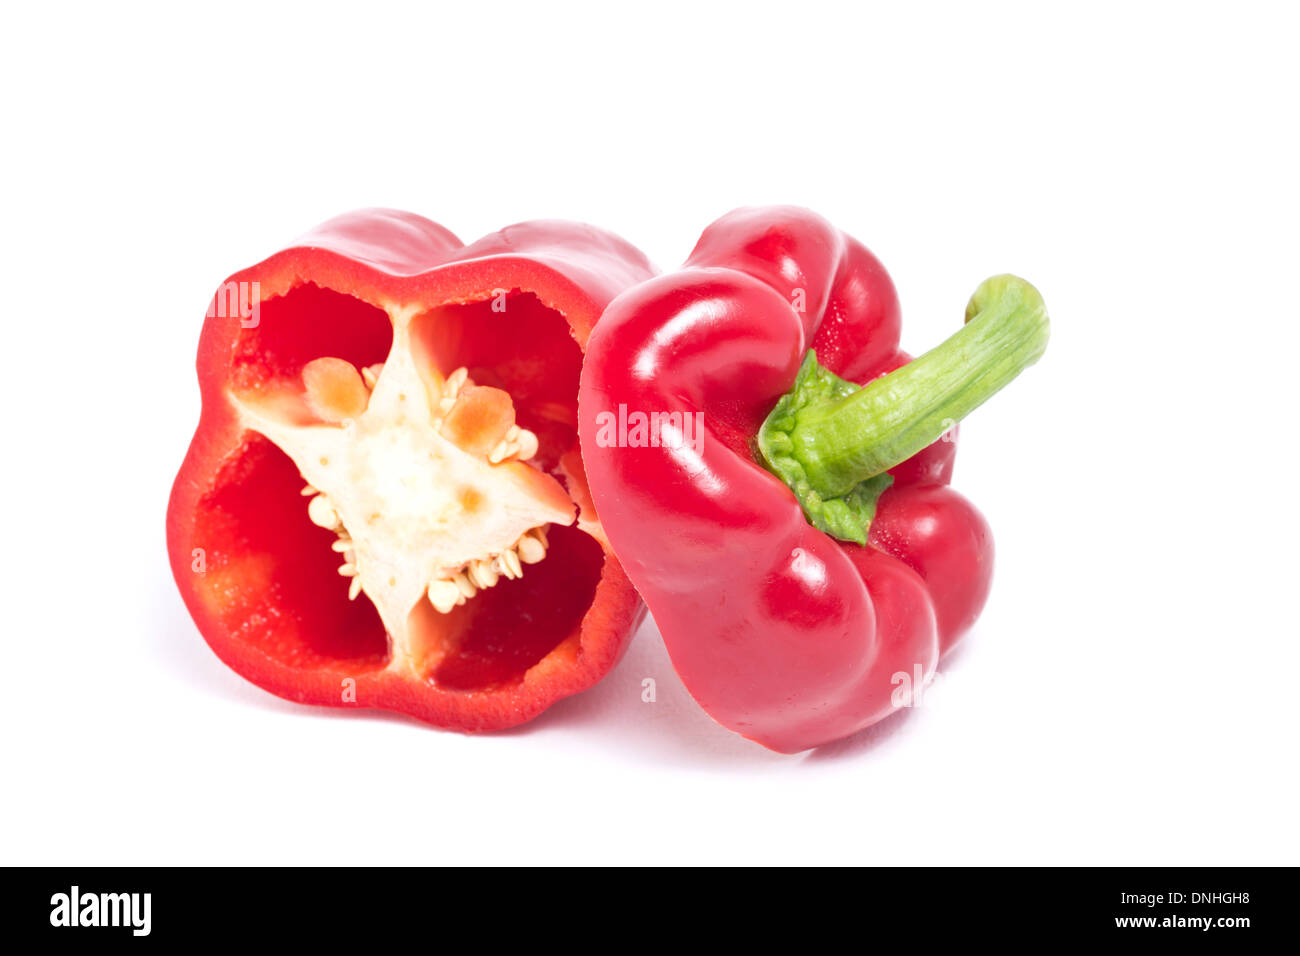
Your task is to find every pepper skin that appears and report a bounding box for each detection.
[168,209,653,731]
[578,207,1047,753]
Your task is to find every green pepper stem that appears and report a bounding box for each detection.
[789,274,1049,498]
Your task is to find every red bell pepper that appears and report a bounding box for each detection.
[578,207,1049,753]
[168,209,654,730]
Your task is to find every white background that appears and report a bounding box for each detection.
[2,1,1296,865]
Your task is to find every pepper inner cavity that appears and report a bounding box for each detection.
[233,339,576,649]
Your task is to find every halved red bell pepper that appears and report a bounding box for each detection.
[168,209,654,730]
[578,207,1048,753]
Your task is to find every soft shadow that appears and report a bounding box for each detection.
[493,616,789,769]
[801,703,917,762]
[153,557,769,758]
[156,551,921,767]
[804,633,982,762]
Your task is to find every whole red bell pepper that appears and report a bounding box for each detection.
[168,209,653,730]
[578,206,1049,753]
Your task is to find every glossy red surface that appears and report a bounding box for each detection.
[579,207,992,752]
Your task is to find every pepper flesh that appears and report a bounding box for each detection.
[168,209,653,730]
[578,206,1045,753]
